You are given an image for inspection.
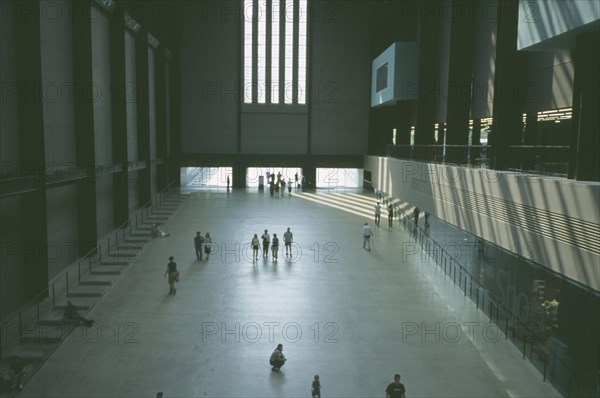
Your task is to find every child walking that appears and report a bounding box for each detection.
[311,374,321,398]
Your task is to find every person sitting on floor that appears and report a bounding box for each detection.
[151,223,170,238]
[8,356,26,390]
[63,300,94,327]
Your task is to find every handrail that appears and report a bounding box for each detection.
[377,189,583,396]
[0,183,180,331]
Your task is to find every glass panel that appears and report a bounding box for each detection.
[257,0,266,103]
[243,0,254,103]
[183,167,232,188]
[284,0,294,104]
[298,0,307,104]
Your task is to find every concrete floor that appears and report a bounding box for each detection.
[18,189,562,398]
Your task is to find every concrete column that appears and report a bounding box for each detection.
[110,2,130,226]
[15,2,49,299]
[445,0,476,164]
[414,1,442,161]
[136,27,151,205]
[568,31,600,181]
[490,0,526,171]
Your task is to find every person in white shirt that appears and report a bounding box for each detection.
[374,202,382,226]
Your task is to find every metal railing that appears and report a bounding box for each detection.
[385,144,571,178]
[376,190,585,397]
[0,183,181,349]
[386,144,490,167]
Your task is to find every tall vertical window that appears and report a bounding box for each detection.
[271,2,280,103]
[298,0,307,104]
[244,0,307,105]
[244,0,253,103]
[257,1,266,103]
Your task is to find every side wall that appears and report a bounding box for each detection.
[364,155,600,292]
[0,1,179,319]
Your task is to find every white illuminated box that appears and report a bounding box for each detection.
[371,42,419,107]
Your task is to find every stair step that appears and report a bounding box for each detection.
[90,269,121,275]
[80,280,112,286]
[67,292,103,298]
[107,252,137,257]
[99,260,129,266]
[117,245,142,250]
[124,236,150,241]
[1,348,48,363]
[54,302,92,310]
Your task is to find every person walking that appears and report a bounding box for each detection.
[271,233,279,261]
[269,343,287,371]
[388,203,394,228]
[283,227,293,257]
[194,231,204,261]
[251,234,260,261]
[311,375,321,398]
[385,373,407,398]
[374,202,382,227]
[164,256,179,295]
[204,232,212,260]
[362,222,373,251]
[413,207,420,226]
[261,229,270,258]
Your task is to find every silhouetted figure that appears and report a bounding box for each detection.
[64,300,94,326]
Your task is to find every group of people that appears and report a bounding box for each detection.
[268,172,294,198]
[376,200,431,230]
[374,201,396,228]
[269,344,406,398]
[253,227,293,261]
[193,231,212,261]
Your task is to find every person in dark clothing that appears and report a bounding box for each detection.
[311,374,321,398]
[385,373,406,398]
[8,357,26,390]
[261,229,270,258]
[269,343,287,371]
[194,231,204,261]
[388,204,394,227]
[64,300,94,326]
[271,233,279,261]
[164,256,178,295]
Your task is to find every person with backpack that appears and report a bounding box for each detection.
[271,233,279,261]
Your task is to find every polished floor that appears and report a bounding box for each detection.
[19,189,561,398]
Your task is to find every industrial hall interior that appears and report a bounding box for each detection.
[1,0,599,397]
